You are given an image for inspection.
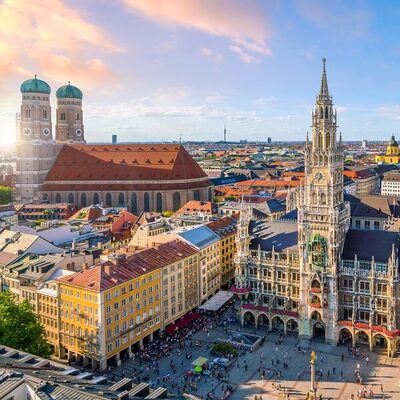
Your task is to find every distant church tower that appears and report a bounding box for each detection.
[298,59,350,343]
[55,83,85,143]
[16,77,57,203]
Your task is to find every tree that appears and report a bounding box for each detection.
[0,186,12,205]
[0,291,52,358]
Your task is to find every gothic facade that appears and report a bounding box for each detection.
[234,60,400,356]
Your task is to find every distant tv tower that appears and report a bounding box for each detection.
[223,122,227,142]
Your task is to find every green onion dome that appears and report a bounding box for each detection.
[389,134,398,147]
[56,82,83,99]
[20,76,51,94]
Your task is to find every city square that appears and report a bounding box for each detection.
[104,307,400,400]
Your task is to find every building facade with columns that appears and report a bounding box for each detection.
[15,77,213,211]
[234,59,400,357]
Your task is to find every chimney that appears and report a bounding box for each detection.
[82,262,88,271]
[103,264,111,275]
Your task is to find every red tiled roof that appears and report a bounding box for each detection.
[43,144,209,191]
[207,216,237,238]
[173,201,216,216]
[58,262,134,292]
[121,240,197,271]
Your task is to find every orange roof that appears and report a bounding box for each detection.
[235,179,302,188]
[173,200,215,216]
[69,206,103,221]
[58,262,135,292]
[42,144,211,191]
[207,216,237,238]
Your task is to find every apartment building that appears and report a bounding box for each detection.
[58,260,161,371]
[381,172,400,196]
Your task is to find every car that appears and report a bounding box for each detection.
[212,357,231,368]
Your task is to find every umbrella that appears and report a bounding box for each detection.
[194,366,202,373]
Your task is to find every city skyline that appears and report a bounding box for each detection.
[3,0,400,145]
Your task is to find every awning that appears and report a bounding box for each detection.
[191,357,208,368]
[198,290,234,312]
[164,312,200,335]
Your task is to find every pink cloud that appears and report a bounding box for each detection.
[0,0,122,88]
[122,0,271,62]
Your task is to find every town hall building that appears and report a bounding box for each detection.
[234,59,400,356]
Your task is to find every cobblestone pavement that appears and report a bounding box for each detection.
[108,320,400,399]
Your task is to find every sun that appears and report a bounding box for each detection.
[0,119,17,148]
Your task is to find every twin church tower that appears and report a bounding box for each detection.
[16,77,85,203]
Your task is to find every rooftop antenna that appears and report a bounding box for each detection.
[224,121,227,143]
[179,133,182,144]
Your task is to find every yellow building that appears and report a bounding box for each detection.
[375,134,400,164]
[58,260,162,371]
[207,217,237,288]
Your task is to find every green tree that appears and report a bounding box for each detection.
[0,186,12,205]
[0,291,52,358]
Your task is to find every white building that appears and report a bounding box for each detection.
[381,172,400,196]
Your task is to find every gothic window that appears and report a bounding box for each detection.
[193,190,200,201]
[68,193,74,203]
[105,193,112,206]
[173,192,181,211]
[43,109,47,119]
[326,133,330,148]
[312,193,317,204]
[93,193,99,204]
[60,112,66,121]
[144,192,150,212]
[42,193,49,202]
[131,193,137,213]
[320,107,323,118]
[55,193,61,203]
[81,193,87,207]
[25,109,31,118]
[320,193,326,205]
[325,106,328,119]
[156,192,163,212]
[319,132,323,148]
[118,193,125,206]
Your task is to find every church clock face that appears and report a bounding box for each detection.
[24,128,31,136]
[76,129,82,137]
[43,128,50,136]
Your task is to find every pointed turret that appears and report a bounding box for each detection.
[319,57,330,100]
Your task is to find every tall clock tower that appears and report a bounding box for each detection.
[298,59,350,344]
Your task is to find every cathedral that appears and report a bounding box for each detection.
[15,78,213,211]
[234,59,400,356]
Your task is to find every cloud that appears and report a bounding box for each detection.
[254,97,277,106]
[229,45,257,64]
[0,0,122,88]
[121,0,271,62]
[205,94,231,103]
[200,48,213,57]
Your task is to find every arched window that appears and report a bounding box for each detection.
[131,193,137,213]
[320,107,323,118]
[105,193,112,207]
[144,192,150,212]
[25,109,31,118]
[156,193,163,212]
[172,192,181,211]
[319,132,323,148]
[208,188,213,201]
[60,112,66,121]
[81,193,87,207]
[326,133,330,148]
[76,113,80,121]
[325,106,328,119]
[55,193,61,203]
[43,109,47,119]
[312,193,317,204]
[93,193,100,205]
[68,193,74,203]
[320,193,326,205]
[118,193,125,207]
[193,190,200,201]
[42,193,49,202]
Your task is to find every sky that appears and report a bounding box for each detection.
[2,0,400,146]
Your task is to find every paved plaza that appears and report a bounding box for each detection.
[106,318,400,400]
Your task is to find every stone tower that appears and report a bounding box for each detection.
[297,59,350,343]
[16,77,57,203]
[55,83,85,143]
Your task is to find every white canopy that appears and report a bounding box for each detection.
[199,290,234,312]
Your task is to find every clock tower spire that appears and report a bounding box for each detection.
[298,58,350,344]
